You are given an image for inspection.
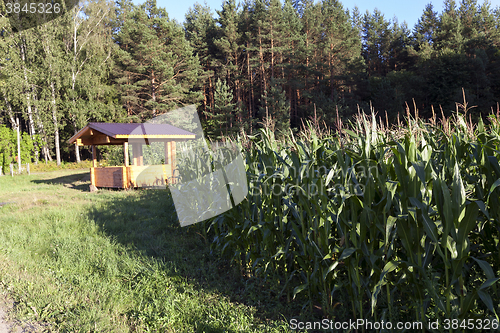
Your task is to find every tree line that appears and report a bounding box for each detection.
[0,0,499,164]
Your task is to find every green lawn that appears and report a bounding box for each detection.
[0,170,293,332]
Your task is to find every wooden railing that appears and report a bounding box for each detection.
[90,164,173,189]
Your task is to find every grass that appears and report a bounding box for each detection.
[27,160,95,173]
[0,169,294,332]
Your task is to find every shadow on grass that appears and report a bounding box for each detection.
[86,189,295,331]
[31,171,91,192]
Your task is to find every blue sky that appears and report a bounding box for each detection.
[135,0,500,29]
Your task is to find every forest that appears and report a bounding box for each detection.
[0,0,499,165]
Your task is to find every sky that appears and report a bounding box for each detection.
[133,0,500,30]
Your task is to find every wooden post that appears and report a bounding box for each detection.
[16,118,21,172]
[167,141,172,165]
[89,167,97,192]
[164,141,169,164]
[132,143,137,166]
[171,141,176,183]
[123,142,129,188]
[92,145,97,168]
[122,166,127,189]
[10,164,13,177]
[132,143,138,166]
[138,144,143,166]
[131,142,143,166]
[124,142,129,167]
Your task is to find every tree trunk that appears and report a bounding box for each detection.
[51,81,61,165]
[33,91,51,164]
[259,28,267,98]
[209,75,213,110]
[73,121,81,163]
[19,36,39,162]
[42,35,61,165]
[4,96,16,129]
[247,42,253,134]
[270,22,274,79]
[72,13,81,163]
[330,44,335,101]
[151,69,156,116]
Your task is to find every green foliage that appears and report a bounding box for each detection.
[100,146,125,167]
[0,125,17,174]
[0,125,38,174]
[362,9,392,76]
[143,142,166,165]
[204,108,500,323]
[114,0,203,121]
[259,78,291,134]
[203,78,238,140]
[0,125,15,174]
[0,0,121,163]
[29,160,94,172]
[183,0,500,139]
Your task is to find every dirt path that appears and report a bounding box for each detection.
[0,295,14,333]
[0,294,45,333]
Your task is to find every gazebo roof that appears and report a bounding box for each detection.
[69,122,196,146]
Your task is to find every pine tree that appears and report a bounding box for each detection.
[185,3,217,67]
[350,6,363,33]
[480,1,500,103]
[259,77,290,134]
[281,0,303,126]
[296,0,322,114]
[320,0,361,101]
[459,0,481,42]
[362,9,392,76]
[265,0,287,79]
[204,78,237,140]
[184,3,218,116]
[412,3,439,65]
[388,19,413,71]
[413,3,439,47]
[435,0,465,52]
[248,0,270,106]
[214,0,242,81]
[114,0,202,121]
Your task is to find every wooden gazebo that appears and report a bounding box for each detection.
[68,123,195,189]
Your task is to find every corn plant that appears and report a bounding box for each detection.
[199,108,500,327]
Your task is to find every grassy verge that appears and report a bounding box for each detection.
[28,160,94,173]
[0,170,293,332]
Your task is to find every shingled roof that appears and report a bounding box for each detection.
[69,122,196,146]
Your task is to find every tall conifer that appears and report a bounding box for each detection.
[114,0,202,120]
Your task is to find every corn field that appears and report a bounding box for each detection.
[186,108,500,327]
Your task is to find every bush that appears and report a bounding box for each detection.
[0,124,40,174]
[30,160,94,173]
